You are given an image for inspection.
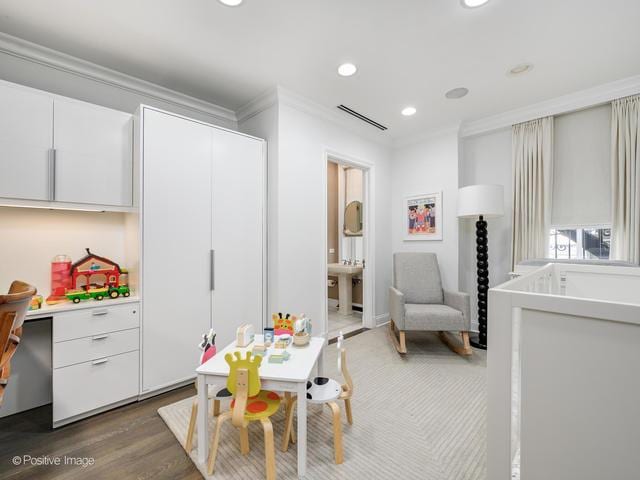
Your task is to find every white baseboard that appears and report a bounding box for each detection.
[375,313,390,327]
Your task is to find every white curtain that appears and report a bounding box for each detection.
[511,117,554,268]
[611,95,640,264]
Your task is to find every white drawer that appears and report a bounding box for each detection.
[53,350,139,424]
[53,302,139,342]
[53,328,139,369]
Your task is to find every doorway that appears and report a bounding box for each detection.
[324,152,373,341]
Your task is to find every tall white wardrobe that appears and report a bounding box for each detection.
[138,106,266,394]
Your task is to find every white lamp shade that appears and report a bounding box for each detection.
[457,184,504,218]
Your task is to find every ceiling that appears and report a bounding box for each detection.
[0,0,639,140]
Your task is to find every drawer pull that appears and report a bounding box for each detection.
[92,335,109,341]
[92,358,109,366]
[92,309,109,316]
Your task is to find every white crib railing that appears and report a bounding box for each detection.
[487,263,640,480]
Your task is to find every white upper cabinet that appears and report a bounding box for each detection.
[0,82,53,201]
[53,99,133,206]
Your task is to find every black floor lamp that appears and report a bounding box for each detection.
[457,184,504,350]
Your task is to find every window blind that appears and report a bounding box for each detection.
[552,104,611,227]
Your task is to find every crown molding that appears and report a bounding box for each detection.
[393,123,461,149]
[0,32,237,123]
[236,87,278,123]
[238,85,394,147]
[459,74,640,138]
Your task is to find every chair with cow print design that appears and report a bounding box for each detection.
[281,333,353,464]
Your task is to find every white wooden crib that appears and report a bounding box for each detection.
[487,263,640,480]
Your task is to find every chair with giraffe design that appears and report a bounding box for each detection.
[207,351,281,479]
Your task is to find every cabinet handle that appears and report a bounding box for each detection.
[92,358,109,366]
[210,249,215,291]
[92,334,109,341]
[92,309,108,316]
[48,149,57,201]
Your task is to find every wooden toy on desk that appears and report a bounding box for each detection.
[252,342,267,356]
[273,312,296,335]
[293,315,311,347]
[29,295,43,311]
[274,334,291,349]
[236,324,255,347]
[70,248,130,298]
[268,350,291,363]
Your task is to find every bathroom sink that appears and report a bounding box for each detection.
[328,263,363,275]
[328,263,363,315]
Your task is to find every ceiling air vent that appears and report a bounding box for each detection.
[337,105,388,131]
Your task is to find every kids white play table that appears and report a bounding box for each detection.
[196,335,325,477]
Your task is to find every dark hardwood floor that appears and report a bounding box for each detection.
[0,386,201,480]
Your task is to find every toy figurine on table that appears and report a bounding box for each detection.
[273,312,296,335]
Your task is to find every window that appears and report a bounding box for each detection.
[548,227,611,260]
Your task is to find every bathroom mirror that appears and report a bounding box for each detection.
[344,200,363,236]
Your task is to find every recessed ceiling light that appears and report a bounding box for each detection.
[508,63,534,76]
[337,63,357,77]
[445,87,469,99]
[461,0,490,8]
[218,0,242,6]
[401,106,417,116]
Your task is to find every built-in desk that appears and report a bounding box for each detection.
[2,297,141,427]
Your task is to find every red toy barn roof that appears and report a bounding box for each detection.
[71,248,121,274]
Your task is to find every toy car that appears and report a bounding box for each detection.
[108,285,131,299]
[65,287,109,303]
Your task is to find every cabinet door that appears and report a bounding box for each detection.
[53,99,133,206]
[211,129,265,348]
[142,109,213,392]
[0,82,53,200]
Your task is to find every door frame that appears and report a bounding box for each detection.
[322,149,376,335]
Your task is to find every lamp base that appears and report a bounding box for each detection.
[469,333,487,350]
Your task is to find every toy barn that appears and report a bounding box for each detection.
[70,248,123,290]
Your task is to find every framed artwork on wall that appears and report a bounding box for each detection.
[404,191,443,241]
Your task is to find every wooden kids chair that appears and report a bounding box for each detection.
[185,331,232,453]
[281,333,354,464]
[0,281,36,407]
[207,351,281,479]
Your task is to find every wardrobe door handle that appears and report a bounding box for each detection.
[210,249,215,291]
[48,149,57,201]
[92,358,109,366]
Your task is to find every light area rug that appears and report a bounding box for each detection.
[158,326,487,480]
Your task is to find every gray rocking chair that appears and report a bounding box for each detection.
[389,253,472,356]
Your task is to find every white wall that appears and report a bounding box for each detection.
[459,128,513,329]
[391,131,460,291]
[0,207,132,298]
[0,51,236,129]
[239,104,280,319]
[241,101,393,330]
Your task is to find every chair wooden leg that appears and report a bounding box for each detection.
[389,320,407,354]
[261,418,276,480]
[344,398,353,425]
[240,425,250,455]
[328,401,344,464]
[207,411,231,475]
[185,399,198,452]
[438,331,473,356]
[212,398,221,417]
[283,393,296,444]
[281,396,297,452]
